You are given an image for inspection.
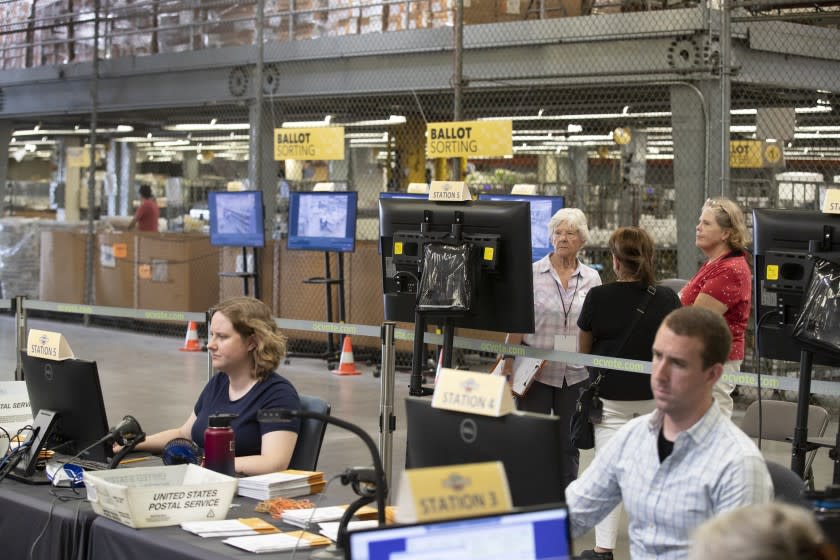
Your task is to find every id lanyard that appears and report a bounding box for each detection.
[555,273,580,328]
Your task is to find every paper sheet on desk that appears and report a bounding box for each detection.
[318,520,378,542]
[490,357,545,397]
[181,517,278,537]
[222,531,331,552]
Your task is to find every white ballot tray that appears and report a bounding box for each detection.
[84,464,237,528]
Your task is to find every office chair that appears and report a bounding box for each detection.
[657,278,688,295]
[741,400,830,490]
[765,460,810,509]
[288,395,331,471]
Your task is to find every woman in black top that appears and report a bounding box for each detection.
[575,227,681,560]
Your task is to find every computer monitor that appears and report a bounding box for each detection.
[379,199,535,333]
[752,207,840,365]
[379,192,428,200]
[20,354,113,464]
[208,190,266,247]
[478,194,565,263]
[288,191,358,252]
[347,504,572,560]
[404,397,565,508]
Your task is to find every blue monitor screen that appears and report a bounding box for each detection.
[288,191,358,253]
[478,194,565,262]
[379,192,428,200]
[208,190,265,248]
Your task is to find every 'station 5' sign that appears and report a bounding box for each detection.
[426,120,513,159]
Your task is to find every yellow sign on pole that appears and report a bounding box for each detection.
[274,127,345,161]
[729,140,764,168]
[426,120,513,158]
[66,146,91,168]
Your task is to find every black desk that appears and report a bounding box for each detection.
[1,474,340,560]
[0,478,96,560]
[87,495,318,560]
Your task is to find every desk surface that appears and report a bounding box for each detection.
[1,475,343,560]
[0,478,97,560]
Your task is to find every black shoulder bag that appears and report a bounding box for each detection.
[570,285,657,450]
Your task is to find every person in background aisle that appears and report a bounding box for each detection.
[689,503,838,560]
[503,207,601,488]
[680,197,751,417]
[125,297,301,475]
[575,227,682,560]
[127,184,160,232]
[566,306,772,560]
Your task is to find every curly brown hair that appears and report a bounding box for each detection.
[210,297,286,381]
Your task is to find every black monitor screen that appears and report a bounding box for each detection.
[379,199,535,333]
[478,194,565,263]
[405,397,565,508]
[288,191,358,252]
[208,190,265,247]
[752,208,840,365]
[21,354,113,463]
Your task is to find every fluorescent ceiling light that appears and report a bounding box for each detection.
[13,125,134,136]
[163,123,250,131]
[794,132,840,139]
[281,115,333,128]
[481,111,672,121]
[345,115,406,127]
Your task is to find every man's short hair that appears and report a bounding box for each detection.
[138,184,153,199]
[662,307,732,369]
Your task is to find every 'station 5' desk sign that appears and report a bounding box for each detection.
[426,120,513,159]
[274,127,345,161]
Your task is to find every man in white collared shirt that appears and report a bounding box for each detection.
[566,307,773,560]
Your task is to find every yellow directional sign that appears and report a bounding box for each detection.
[730,140,764,168]
[274,127,345,161]
[426,120,512,158]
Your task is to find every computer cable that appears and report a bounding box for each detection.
[289,473,341,560]
[755,308,783,450]
[0,425,10,456]
[0,425,37,481]
[28,494,57,560]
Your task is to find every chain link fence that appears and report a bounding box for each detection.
[2,1,840,405]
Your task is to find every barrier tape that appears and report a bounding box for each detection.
[13,301,840,397]
[22,300,206,323]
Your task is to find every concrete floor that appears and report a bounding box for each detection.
[1,314,837,558]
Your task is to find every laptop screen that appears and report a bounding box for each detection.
[346,505,572,560]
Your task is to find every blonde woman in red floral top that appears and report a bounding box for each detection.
[680,197,751,417]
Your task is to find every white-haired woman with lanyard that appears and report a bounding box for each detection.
[503,207,601,488]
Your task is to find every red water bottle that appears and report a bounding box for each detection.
[204,413,237,476]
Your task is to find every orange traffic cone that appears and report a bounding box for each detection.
[331,336,361,376]
[179,321,201,352]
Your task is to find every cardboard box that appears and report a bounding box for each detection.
[84,464,237,529]
[136,233,220,312]
[39,228,87,304]
[95,231,136,308]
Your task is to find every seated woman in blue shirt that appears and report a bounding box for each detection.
[131,297,300,475]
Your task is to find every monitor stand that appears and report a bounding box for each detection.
[8,409,58,485]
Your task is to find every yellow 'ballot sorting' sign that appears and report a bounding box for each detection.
[426,120,513,159]
[274,127,345,161]
[432,368,515,417]
[27,329,75,361]
[395,461,513,523]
